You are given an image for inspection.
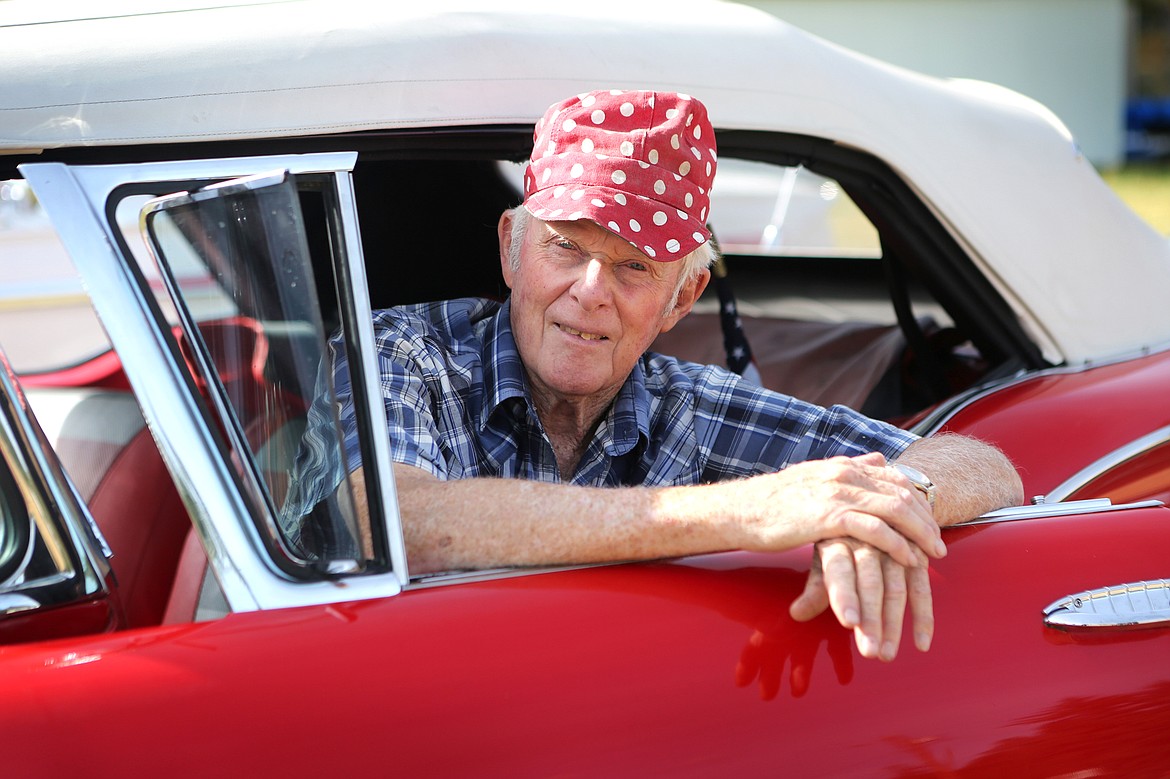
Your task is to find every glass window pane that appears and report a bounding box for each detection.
[709,159,880,259]
[137,173,371,575]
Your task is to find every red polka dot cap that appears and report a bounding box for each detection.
[523,89,717,262]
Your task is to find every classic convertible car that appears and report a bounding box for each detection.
[2,1,1170,776]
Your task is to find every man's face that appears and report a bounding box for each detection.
[499,214,709,407]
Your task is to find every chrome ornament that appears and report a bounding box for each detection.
[1044,579,1170,631]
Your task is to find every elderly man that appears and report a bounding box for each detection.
[311,90,1023,662]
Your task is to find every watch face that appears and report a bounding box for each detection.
[891,462,936,508]
[893,462,930,486]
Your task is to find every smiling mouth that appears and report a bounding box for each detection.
[557,323,608,341]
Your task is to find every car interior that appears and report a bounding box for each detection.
[3,126,1048,639]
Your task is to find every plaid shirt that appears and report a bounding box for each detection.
[285,297,916,517]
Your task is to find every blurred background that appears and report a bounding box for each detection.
[742,0,1170,231]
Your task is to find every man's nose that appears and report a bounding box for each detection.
[571,258,613,310]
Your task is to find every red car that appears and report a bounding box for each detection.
[2,3,1169,776]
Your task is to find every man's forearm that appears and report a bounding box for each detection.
[895,433,1024,526]
[382,454,946,575]
[390,463,727,573]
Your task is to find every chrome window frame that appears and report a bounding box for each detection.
[0,347,110,614]
[19,153,407,612]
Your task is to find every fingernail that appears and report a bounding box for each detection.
[844,608,859,627]
[880,641,896,662]
[857,634,877,658]
[935,539,947,557]
[916,631,933,652]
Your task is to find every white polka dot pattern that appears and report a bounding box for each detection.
[523,90,717,261]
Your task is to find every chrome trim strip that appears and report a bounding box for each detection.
[1043,424,1170,503]
[20,154,403,612]
[958,498,1164,526]
[0,593,40,616]
[332,170,410,586]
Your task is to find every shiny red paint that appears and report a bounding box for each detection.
[3,506,1169,776]
[935,350,1170,499]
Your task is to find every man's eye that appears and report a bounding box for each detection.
[625,261,648,272]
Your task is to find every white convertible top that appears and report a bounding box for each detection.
[3,0,1169,364]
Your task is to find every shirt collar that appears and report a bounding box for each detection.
[482,298,529,425]
[603,359,650,456]
[481,298,651,455]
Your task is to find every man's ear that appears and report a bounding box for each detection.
[498,211,516,289]
[659,267,711,333]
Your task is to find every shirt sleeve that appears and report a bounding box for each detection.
[684,362,918,480]
[369,321,454,479]
[282,309,458,527]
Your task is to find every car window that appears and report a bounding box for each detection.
[135,171,374,576]
[499,157,881,261]
[709,159,880,260]
[705,159,934,330]
[115,193,238,326]
[21,153,407,612]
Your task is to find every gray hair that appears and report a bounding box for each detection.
[506,205,718,314]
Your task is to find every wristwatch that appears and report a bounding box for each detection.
[890,462,937,511]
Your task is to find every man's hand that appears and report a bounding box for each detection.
[718,451,946,569]
[779,434,1023,661]
[789,538,933,661]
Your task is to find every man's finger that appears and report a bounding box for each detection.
[878,554,909,662]
[837,509,940,569]
[818,540,861,630]
[849,543,884,659]
[789,560,831,623]
[907,557,935,652]
[850,461,945,560]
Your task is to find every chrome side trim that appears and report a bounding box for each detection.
[958,498,1164,526]
[1042,424,1170,503]
[1044,579,1170,631]
[0,593,40,616]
